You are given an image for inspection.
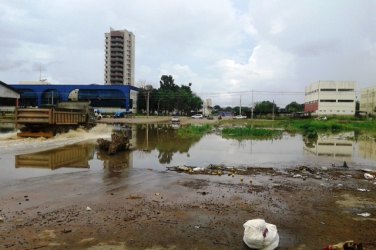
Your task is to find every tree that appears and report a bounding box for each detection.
[137,75,203,115]
[254,101,279,114]
[213,105,221,110]
[285,101,304,113]
[160,75,178,91]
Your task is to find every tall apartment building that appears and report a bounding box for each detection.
[360,87,376,116]
[104,28,135,85]
[304,81,356,116]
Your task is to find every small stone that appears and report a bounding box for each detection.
[86,206,92,211]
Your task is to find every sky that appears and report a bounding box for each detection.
[0,0,375,107]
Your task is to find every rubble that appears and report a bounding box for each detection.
[97,132,130,155]
[323,240,363,250]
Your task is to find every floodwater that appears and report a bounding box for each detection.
[1,124,376,184]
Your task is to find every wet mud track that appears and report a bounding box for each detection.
[0,167,375,249]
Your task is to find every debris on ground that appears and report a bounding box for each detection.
[97,132,130,154]
[364,173,374,180]
[86,206,92,211]
[361,169,376,173]
[357,212,371,217]
[167,165,277,176]
[357,188,370,192]
[322,240,363,250]
[0,216,4,222]
[243,219,279,250]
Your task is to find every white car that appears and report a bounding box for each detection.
[191,114,203,119]
[234,115,247,119]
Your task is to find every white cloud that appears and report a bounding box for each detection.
[0,0,375,106]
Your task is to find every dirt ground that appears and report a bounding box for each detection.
[0,164,375,250]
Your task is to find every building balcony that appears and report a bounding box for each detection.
[111,58,124,63]
[110,45,123,49]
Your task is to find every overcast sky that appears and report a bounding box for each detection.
[0,0,375,107]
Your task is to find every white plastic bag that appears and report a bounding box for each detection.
[243,219,279,250]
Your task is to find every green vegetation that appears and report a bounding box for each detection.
[222,127,282,139]
[137,75,203,115]
[177,124,212,138]
[218,117,376,138]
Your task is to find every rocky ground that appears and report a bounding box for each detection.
[0,164,375,250]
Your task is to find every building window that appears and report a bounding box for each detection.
[338,89,354,91]
[338,100,354,102]
[320,88,336,91]
[320,99,336,102]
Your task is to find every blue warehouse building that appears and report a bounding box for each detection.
[10,84,139,113]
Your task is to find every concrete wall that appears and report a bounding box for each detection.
[360,87,376,116]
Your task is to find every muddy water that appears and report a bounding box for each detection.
[0,124,376,183]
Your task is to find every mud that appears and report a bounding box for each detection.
[0,165,375,250]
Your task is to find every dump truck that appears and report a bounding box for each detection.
[15,89,96,138]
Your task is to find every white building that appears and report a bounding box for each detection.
[359,87,376,116]
[202,98,213,116]
[104,28,135,86]
[304,81,356,116]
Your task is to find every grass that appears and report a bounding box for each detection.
[218,117,376,137]
[221,127,282,140]
[178,117,376,140]
[177,124,213,138]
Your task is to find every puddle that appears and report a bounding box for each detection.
[336,193,376,221]
[1,124,376,183]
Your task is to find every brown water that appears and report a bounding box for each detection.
[0,124,375,183]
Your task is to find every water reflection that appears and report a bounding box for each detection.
[97,150,133,171]
[358,139,376,161]
[15,144,95,169]
[303,132,354,160]
[134,124,201,164]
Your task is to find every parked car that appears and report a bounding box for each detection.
[114,110,132,118]
[191,114,203,119]
[234,115,247,119]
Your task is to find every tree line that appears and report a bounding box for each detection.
[137,75,203,115]
[214,101,304,116]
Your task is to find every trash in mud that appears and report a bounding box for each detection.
[166,165,277,177]
[86,206,92,211]
[243,218,279,250]
[364,173,374,180]
[361,169,375,173]
[97,132,130,155]
[293,174,303,178]
[356,188,370,192]
[356,212,370,217]
[322,240,363,250]
[0,216,4,222]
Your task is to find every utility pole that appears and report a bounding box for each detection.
[239,95,242,115]
[145,85,152,118]
[251,89,254,120]
[272,99,275,121]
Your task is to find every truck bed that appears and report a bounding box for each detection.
[16,108,87,125]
